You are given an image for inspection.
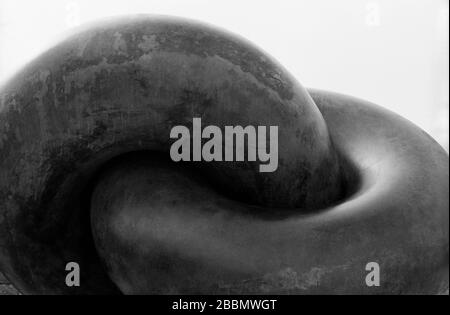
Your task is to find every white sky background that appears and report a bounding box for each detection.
[0,0,448,150]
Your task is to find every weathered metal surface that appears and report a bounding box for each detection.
[0,16,346,294]
[0,16,448,294]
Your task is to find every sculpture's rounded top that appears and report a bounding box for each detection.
[0,15,346,209]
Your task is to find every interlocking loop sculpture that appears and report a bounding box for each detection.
[0,16,448,295]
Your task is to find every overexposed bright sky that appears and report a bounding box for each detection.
[0,0,448,150]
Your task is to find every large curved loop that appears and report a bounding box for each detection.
[0,16,448,295]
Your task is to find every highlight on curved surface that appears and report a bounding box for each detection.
[0,15,448,295]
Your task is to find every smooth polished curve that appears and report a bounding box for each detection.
[91,90,449,294]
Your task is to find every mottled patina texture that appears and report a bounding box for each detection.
[0,15,345,294]
[0,16,448,295]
